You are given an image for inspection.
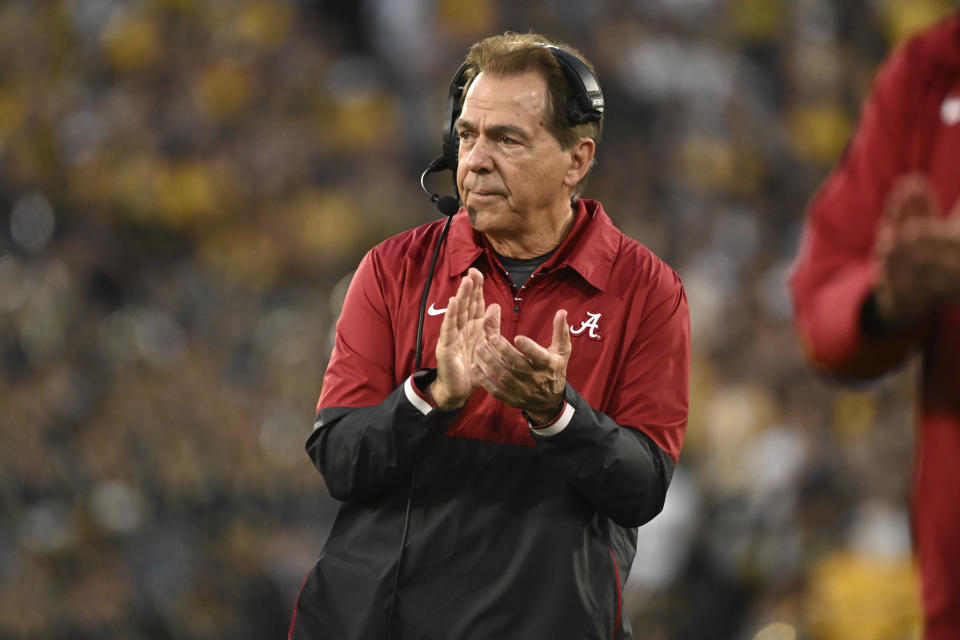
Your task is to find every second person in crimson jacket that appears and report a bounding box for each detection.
[790,12,960,640]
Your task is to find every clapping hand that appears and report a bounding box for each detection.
[875,174,960,324]
[428,268,487,410]
[473,305,571,425]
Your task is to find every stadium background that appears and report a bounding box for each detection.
[0,0,952,638]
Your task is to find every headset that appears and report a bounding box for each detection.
[391,44,605,638]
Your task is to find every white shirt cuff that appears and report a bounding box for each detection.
[530,402,575,437]
[404,375,434,415]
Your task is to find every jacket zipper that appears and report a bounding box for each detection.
[489,261,523,336]
[508,273,539,325]
[490,258,554,334]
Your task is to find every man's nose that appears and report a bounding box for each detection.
[462,136,494,173]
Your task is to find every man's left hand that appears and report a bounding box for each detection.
[473,307,571,425]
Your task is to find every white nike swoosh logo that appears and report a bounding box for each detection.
[941,96,960,125]
[427,303,447,316]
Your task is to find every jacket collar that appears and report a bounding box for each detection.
[445,198,620,292]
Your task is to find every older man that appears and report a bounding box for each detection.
[291,32,689,640]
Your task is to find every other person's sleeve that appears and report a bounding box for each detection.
[788,42,927,379]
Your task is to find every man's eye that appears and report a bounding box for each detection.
[500,136,517,145]
[458,131,473,141]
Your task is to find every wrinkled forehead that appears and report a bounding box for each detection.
[461,71,549,121]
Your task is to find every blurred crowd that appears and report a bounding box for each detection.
[0,0,953,638]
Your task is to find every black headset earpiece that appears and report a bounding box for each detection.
[539,44,605,126]
[442,63,470,173]
[439,45,604,175]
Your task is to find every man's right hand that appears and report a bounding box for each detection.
[874,174,960,325]
[428,268,487,411]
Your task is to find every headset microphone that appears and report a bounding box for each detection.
[414,155,457,370]
[420,155,460,216]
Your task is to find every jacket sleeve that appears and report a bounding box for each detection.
[307,250,458,502]
[532,275,689,528]
[788,38,928,380]
[308,374,459,502]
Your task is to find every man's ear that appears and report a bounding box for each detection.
[563,138,596,189]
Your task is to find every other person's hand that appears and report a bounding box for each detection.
[875,174,960,325]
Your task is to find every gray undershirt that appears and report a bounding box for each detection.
[495,249,556,289]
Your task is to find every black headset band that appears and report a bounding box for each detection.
[536,44,605,124]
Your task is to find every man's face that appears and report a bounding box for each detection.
[455,70,573,237]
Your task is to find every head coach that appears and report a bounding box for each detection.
[289,31,690,640]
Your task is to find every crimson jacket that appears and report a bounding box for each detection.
[291,199,690,640]
[789,13,960,639]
